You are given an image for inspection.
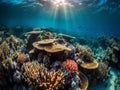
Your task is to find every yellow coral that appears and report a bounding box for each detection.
[2,58,13,70]
[0,41,9,61]
[21,62,46,85]
[21,62,65,90]
[38,70,65,90]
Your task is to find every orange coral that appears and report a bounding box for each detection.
[61,60,78,76]
[38,70,65,90]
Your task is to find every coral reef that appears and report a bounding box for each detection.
[0,35,24,69]
[0,27,117,90]
[103,37,120,68]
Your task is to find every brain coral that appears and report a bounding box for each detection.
[61,59,78,76]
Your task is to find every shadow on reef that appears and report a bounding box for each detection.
[0,25,120,90]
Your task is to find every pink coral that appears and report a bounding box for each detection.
[17,53,27,64]
[61,59,78,76]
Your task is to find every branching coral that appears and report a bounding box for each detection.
[21,62,65,90]
[38,70,65,90]
[21,62,45,85]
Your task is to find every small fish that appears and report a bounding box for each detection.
[64,70,69,76]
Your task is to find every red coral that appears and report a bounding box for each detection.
[17,53,27,64]
[61,59,78,76]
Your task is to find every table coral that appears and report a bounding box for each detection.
[32,39,71,53]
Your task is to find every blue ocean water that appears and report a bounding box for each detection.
[0,0,120,90]
[0,0,120,38]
